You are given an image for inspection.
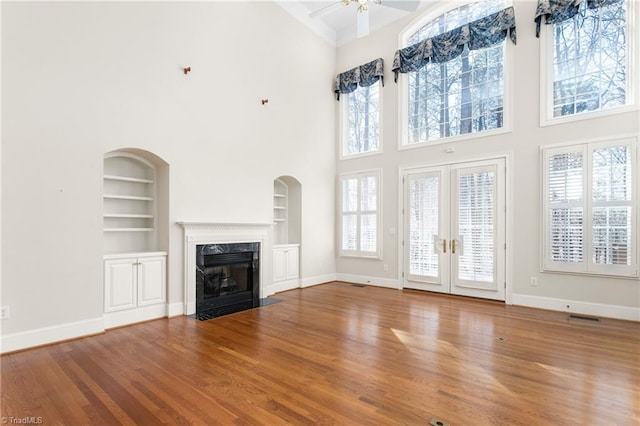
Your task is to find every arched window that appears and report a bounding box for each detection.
[394,0,514,146]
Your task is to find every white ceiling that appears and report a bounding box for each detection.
[274,0,427,46]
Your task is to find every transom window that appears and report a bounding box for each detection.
[343,82,380,157]
[340,170,381,257]
[547,0,632,119]
[402,0,510,145]
[542,138,638,277]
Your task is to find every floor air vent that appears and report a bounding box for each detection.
[569,314,600,322]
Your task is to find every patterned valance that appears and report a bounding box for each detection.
[334,58,384,100]
[392,7,516,82]
[535,0,624,37]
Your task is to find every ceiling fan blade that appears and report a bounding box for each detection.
[381,0,420,12]
[357,8,370,38]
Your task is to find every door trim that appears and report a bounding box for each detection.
[398,152,513,304]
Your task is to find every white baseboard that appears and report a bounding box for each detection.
[1,317,105,354]
[167,302,184,317]
[104,304,168,329]
[300,273,336,288]
[511,294,640,322]
[266,279,300,295]
[263,274,336,296]
[335,273,400,290]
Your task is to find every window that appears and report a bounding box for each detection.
[340,170,381,257]
[401,0,511,145]
[342,81,380,157]
[542,138,638,277]
[335,58,384,158]
[542,0,635,122]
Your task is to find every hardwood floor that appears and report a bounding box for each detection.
[1,282,639,425]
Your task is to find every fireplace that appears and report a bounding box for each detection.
[178,221,270,317]
[196,242,259,319]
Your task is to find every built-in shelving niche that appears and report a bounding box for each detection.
[273,176,301,246]
[102,149,170,326]
[273,176,302,289]
[103,150,169,254]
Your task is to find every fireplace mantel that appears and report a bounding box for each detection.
[178,221,272,315]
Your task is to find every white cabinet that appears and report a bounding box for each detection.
[273,244,299,283]
[104,253,166,313]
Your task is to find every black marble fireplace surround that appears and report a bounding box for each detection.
[195,242,259,319]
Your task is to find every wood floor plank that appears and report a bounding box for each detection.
[2,282,639,425]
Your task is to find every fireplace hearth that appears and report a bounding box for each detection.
[195,242,259,319]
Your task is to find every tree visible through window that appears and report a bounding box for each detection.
[344,82,380,156]
[551,0,628,117]
[405,0,509,143]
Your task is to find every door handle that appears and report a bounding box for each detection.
[451,239,456,254]
[442,238,447,253]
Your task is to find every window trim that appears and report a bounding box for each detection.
[540,135,639,278]
[339,80,383,160]
[339,169,383,259]
[396,0,514,150]
[539,0,639,127]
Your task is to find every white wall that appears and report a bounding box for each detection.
[1,1,336,346]
[335,1,640,319]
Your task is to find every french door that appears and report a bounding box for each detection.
[402,158,506,301]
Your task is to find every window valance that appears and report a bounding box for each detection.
[534,0,624,37]
[392,6,516,82]
[334,58,384,100]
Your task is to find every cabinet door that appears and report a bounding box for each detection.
[104,259,137,312]
[285,247,299,280]
[137,256,166,306]
[273,248,287,282]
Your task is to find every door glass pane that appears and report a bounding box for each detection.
[457,170,495,282]
[409,174,439,277]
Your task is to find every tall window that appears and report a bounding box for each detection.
[343,82,380,157]
[402,0,510,144]
[542,138,638,277]
[340,170,381,257]
[547,0,631,119]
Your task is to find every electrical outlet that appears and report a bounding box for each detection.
[530,277,538,286]
[1,306,10,320]
[383,264,389,271]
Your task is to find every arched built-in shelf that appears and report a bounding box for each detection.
[102,150,169,328]
[272,176,301,292]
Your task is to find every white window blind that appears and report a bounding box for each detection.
[542,138,638,277]
[457,169,495,283]
[340,171,381,257]
[547,149,584,264]
[408,173,440,277]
